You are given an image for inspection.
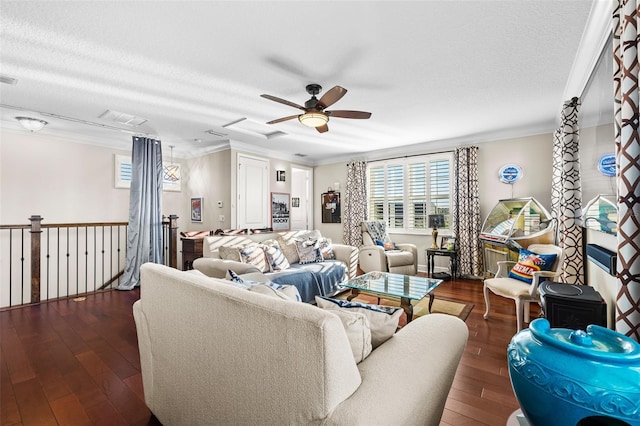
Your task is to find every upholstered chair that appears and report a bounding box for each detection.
[483,243,564,332]
[359,221,418,275]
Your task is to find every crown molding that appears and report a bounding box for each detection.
[562,0,615,102]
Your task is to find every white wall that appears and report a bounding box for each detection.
[0,129,185,224]
[313,162,346,243]
[477,133,555,221]
[183,150,232,231]
[580,122,617,203]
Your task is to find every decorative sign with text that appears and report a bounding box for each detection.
[498,164,523,184]
[597,153,617,177]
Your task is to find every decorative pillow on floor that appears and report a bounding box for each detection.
[509,248,558,284]
[227,270,301,301]
[315,296,402,348]
[239,243,269,272]
[218,245,242,262]
[328,309,372,363]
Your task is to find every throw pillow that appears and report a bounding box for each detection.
[295,239,323,264]
[328,309,372,364]
[218,245,242,262]
[375,239,397,251]
[248,283,299,301]
[239,243,269,273]
[315,296,402,348]
[276,235,300,264]
[227,270,301,301]
[317,237,336,260]
[262,241,291,271]
[508,248,558,284]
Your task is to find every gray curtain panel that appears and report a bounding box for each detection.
[342,161,368,247]
[452,146,483,277]
[613,0,640,340]
[119,136,164,290]
[551,97,584,285]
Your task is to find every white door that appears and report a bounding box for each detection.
[290,166,312,230]
[237,154,269,229]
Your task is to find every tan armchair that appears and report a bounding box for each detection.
[359,221,418,275]
[483,243,564,332]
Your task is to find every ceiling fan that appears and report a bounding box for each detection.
[261,84,371,133]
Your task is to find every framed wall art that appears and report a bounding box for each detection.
[191,197,203,222]
[321,192,341,223]
[270,192,290,231]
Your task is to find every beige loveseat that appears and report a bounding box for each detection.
[133,263,469,425]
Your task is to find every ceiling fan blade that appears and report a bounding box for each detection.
[326,110,372,119]
[316,124,329,133]
[318,86,347,109]
[260,94,306,111]
[266,115,299,124]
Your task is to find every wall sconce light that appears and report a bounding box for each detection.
[276,170,286,182]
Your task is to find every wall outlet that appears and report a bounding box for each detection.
[217,201,223,208]
[219,215,225,222]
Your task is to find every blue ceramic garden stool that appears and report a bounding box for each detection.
[508,318,640,426]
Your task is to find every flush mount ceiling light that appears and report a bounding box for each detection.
[298,112,328,128]
[164,145,180,182]
[15,116,48,132]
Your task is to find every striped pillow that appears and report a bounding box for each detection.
[239,243,269,273]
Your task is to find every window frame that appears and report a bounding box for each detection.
[367,152,453,235]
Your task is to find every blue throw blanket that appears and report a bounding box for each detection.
[268,260,346,303]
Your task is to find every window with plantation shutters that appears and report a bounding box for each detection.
[367,153,452,233]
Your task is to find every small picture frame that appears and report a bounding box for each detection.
[441,237,456,251]
[276,170,286,182]
[321,192,341,223]
[191,197,203,222]
[291,197,300,208]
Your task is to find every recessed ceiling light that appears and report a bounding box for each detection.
[205,129,227,137]
[0,75,18,85]
[98,109,148,126]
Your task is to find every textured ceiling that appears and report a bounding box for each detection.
[0,1,611,164]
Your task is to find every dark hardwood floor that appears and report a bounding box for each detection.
[1,275,535,425]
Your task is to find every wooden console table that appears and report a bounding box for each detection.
[181,238,203,270]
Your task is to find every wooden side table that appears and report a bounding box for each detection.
[426,248,458,278]
[181,238,203,270]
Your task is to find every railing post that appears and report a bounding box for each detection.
[29,215,43,303]
[168,214,179,269]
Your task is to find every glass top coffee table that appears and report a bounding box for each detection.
[340,272,444,322]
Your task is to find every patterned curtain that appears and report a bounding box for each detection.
[452,146,483,277]
[550,97,583,285]
[119,136,164,290]
[342,161,368,247]
[613,0,640,340]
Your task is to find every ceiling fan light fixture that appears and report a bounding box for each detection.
[15,116,48,132]
[298,112,328,128]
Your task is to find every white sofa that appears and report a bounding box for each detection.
[193,229,359,302]
[133,263,469,425]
